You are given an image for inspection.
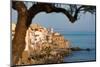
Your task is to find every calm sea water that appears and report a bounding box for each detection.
[63,50,96,62]
[63,32,96,49]
[55,30,96,62]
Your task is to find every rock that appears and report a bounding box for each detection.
[50,51,58,56]
[71,47,81,51]
[86,48,91,51]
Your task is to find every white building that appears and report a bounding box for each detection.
[24,24,48,52]
[48,27,54,34]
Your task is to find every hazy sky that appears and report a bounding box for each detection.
[12,6,95,32]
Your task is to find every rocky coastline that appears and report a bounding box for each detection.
[70,47,92,51]
[12,23,92,65]
[12,23,71,65]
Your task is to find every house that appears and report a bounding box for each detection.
[52,33,68,49]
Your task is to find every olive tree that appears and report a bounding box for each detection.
[12,1,96,65]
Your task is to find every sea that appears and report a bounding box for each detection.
[55,29,96,63]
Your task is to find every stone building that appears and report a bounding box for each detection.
[52,32,70,49]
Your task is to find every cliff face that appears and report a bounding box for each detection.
[12,23,71,65]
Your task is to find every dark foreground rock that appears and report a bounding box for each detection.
[71,47,92,51]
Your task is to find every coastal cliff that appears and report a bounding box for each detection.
[12,23,71,65]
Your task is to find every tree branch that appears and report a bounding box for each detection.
[73,5,85,21]
[28,3,78,23]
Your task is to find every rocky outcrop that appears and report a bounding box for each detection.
[12,23,71,65]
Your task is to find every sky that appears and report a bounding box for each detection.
[12,4,96,33]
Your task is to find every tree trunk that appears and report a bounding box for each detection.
[12,7,28,65]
